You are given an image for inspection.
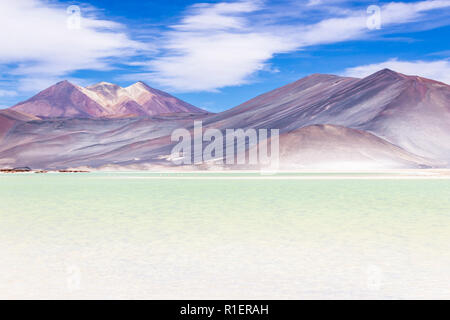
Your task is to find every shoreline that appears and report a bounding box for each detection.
[2,169,450,179]
[0,169,89,174]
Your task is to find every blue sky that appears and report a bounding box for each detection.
[0,0,449,111]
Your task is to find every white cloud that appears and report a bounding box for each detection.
[146,31,293,92]
[144,0,293,92]
[138,0,450,92]
[1,0,450,96]
[175,1,262,31]
[0,0,148,92]
[0,90,17,97]
[307,0,323,6]
[17,76,92,93]
[343,59,450,84]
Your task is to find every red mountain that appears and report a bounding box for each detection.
[206,69,450,162]
[10,81,207,119]
[12,81,108,118]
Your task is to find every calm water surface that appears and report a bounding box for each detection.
[0,173,449,299]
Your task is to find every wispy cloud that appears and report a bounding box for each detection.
[344,58,450,84]
[0,90,17,97]
[0,0,149,92]
[132,0,450,92]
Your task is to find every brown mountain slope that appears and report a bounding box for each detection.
[275,125,439,170]
[206,69,450,163]
[11,81,108,118]
[0,110,40,141]
[10,81,207,119]
[124,81,207,115]
[82,82,147,117]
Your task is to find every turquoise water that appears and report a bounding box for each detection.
[1,173,450,299]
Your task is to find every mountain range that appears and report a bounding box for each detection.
[1,69,449,170]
